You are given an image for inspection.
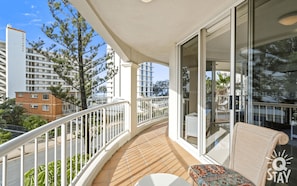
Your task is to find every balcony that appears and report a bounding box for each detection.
[0,97,191,185]
[92,121,197,186]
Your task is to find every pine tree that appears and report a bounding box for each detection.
[29,0,117,110]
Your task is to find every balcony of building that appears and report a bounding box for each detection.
[0,97,182,185]
[2,0,297,185]
[92,121,197,186]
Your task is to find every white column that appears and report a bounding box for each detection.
[121,61,138,137]
[168,46,179,140]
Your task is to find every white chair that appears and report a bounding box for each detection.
[188,122,289,186]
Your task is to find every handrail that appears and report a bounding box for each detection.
[0,98,168,185]
[0,100,129,185]
[253,101,297,125]
[137,96,169,124]
[0,100,129,157]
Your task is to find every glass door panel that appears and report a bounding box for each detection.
[235,2,248,123]
[205,15,231,165]
[180,36,198,147]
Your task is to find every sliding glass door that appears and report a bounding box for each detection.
[204,15,231,165]
[180,36,198,147]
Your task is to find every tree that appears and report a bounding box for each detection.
[29,0,117,110]
[0,98,26,125]
[23,115,48,131]
[216,72,230,95]
[253,36,297,102]
[153,80,169,96]
[98,85,107,94]
[0,129,11,144]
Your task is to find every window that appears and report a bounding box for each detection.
[18,93,23,97]
[180,35,198,146]
[43,94,49,100]
[31,104,38,109]
[31,94,38,98]
[42,105,49,111]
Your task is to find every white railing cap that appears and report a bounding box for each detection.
[0,100,129,157]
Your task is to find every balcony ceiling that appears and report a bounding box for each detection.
[69,0,234,65]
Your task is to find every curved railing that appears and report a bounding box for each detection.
[0,96,169,186]
[137,96,169,124]
[0,101,129,186]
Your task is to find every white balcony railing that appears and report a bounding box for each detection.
[0,101,129,186]
[0,97,169,186]
[253,101,297,125]
[137,96,169,125]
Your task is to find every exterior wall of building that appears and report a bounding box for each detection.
[0,25,78,106]
[105,45,154,102]
[6,25,26,99]
[25,49,74,92]
[15,91,63,122]
[0,41,6,102]
[105,46,122,102]
[137,62,153,97]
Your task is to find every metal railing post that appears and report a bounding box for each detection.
[102,108,106,148]
[61,123,67,186]
[2,156,7,186]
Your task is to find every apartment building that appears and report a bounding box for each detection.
[25,48,75,92]
[105,46,154,103]
[0,25,80,120]
[15,91,77,121]
[137,62,153,97]
[15,91,63,122]
[0,25,77,103]
[0,41,5,102]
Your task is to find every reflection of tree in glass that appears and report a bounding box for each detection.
[182,67,190,98]
[216,72,230,95]
[253,36,297,103]
[206,76,212,95]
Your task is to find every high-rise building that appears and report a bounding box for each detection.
[105,45,154,103]
[25,48,75,92]
[0,41,6,102]
[5,25,26,99]
[0,25,77,103]
[137,62,153,97]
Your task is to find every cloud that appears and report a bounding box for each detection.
[30,19,42,23]
[23,13,37,17]
[28,19,43,27]
[31,5,36,9]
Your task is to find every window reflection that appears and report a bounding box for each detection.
[180,36,198,147]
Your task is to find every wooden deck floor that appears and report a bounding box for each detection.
[92,121,199,186]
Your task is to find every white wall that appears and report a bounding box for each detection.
[6,25,26,98]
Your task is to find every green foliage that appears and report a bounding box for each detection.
[24,154,89,186]
[29,0,118,110]
[0,129,12,144]
[0,98,15,109]
[48,84,81,107]
[153,80,169,96]
[216,72,230,95]
[23,115,47,131]
[253,36,297,101]
[0,98,26,125]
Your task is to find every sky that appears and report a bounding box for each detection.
[0,0,51,42]
[0,0,169,82]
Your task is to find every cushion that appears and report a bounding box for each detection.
[188,164,255,186]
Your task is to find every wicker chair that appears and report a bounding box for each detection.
[188,122,289,186]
